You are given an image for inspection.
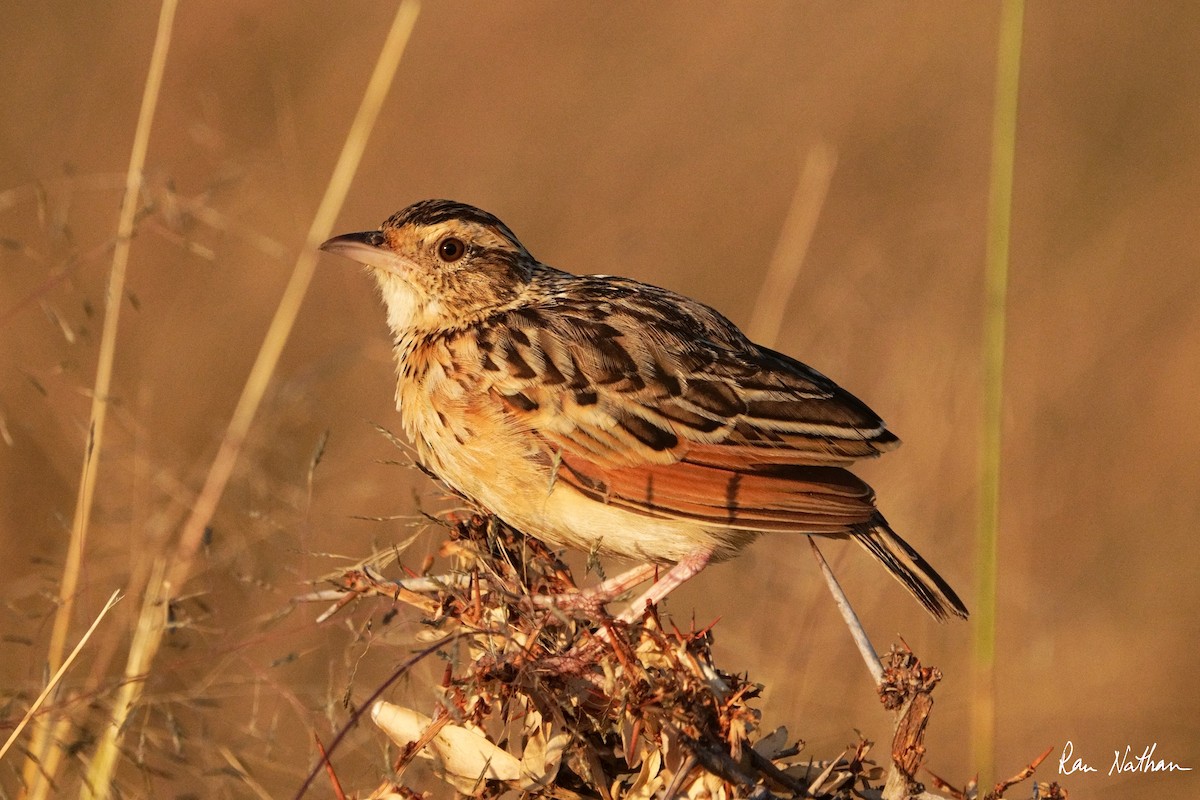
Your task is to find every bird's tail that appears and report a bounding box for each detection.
[852,515,969,621]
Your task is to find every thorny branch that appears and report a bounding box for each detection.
[301,514,1063,800]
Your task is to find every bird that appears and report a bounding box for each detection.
[320,199,968,622]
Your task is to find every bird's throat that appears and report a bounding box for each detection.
[376,274,425,338]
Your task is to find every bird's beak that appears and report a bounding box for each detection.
[319,231,410,275]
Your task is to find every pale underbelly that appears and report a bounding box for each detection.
[410,409,757,565]
[488,480,759,565]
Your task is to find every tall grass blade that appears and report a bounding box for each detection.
[975,0,1025,785]
[165,0,421,595]
[20,2,178,794]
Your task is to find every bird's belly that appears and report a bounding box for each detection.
[509,482,758,565]
[418,431,755,564]
[401,384,756,566]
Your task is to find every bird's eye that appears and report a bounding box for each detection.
[437,237,466,263]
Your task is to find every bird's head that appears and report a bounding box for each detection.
[321,199,535,335]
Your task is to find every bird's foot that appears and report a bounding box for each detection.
[526,589,609,619]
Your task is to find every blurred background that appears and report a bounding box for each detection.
[2,2,1198,797]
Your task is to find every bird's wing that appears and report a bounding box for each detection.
[465,277,898,532]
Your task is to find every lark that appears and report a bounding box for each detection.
[321,200,968,621]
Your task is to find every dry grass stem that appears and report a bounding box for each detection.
[218,745,276,800]
[0,590,121,762]
[165,0,421,597]
[808,539,883,686]
[81,561,167,800]
[21,1,178,793]
[746,142,837,347]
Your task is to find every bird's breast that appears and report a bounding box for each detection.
[395,337,551,510]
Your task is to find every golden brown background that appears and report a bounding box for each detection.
[2,2,1198,797]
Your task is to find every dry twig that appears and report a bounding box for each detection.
[304,516,894,798]
[303,514,1064,799]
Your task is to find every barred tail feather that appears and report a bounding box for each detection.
[853,516,969,621]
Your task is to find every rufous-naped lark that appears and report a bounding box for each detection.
[321,200,967,621]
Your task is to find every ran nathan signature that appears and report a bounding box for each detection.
[1059,741,1193,776]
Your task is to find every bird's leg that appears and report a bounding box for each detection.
[529,561,659,615]
[586,562,661,601]
[531,548,713,631]
[551,548,716,659]
[616,547,714,624]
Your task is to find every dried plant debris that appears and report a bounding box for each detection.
[927,746,1068,800]
[307,514,1061,800]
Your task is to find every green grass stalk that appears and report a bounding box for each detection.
[975,0,1025,785]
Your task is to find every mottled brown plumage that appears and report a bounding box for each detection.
[321,199,967,620]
